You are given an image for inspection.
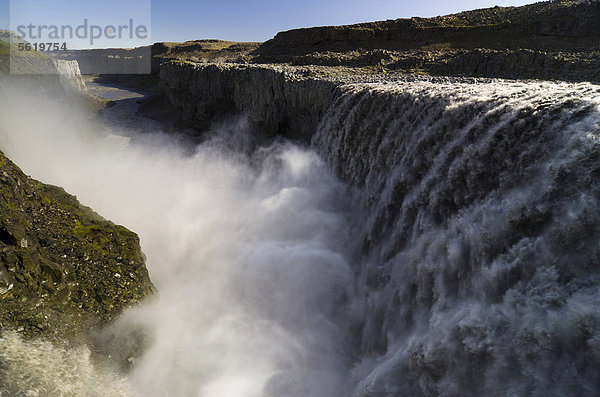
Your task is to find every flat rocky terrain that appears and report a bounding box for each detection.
[52,0,600,88]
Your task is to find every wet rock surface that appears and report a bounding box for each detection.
[0,150,155,341]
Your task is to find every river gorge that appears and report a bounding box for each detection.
[0,60,599,396]
[1,1,600,395]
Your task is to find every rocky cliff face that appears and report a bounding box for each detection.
[0,38,71,97]
[50,47,152,75]
[144,62,341,140]
[0,39,105,109]
[0,149,155,341]
[289,48,600,83]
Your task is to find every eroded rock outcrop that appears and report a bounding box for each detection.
[0,150,155,341]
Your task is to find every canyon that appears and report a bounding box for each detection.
[1,0,600,395]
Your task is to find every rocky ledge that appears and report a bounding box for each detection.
[255,0,600,58]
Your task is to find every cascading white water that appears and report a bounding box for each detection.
[313,78,600,396]
[1,76,600,396]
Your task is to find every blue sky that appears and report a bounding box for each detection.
[2,0,538,46]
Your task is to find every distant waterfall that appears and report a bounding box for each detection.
[52,59,87,92]
[313,79,600,396]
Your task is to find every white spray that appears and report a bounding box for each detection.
[0,81,354,397]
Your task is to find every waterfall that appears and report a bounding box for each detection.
[1,75,599,396]
[52,59,87,93]
[313,78,600,396]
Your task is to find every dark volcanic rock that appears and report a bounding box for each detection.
[0,150,155,341]
[142,61,340,140]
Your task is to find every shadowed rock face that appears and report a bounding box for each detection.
[142,62,341,140]
[0,148,155,341]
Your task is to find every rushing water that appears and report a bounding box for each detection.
[314,79,600,396]
[0,77,600,396]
